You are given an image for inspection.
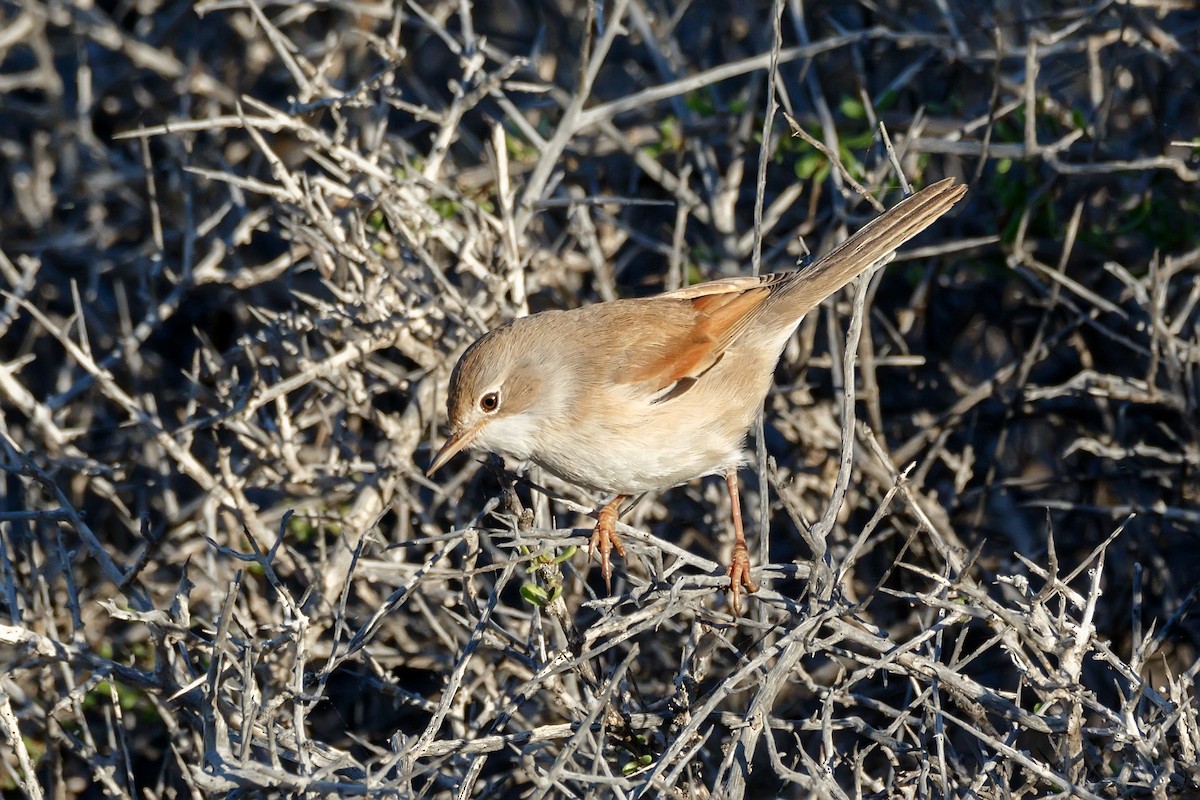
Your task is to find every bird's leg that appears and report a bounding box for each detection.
[588,495,627,592]
[725,469,759,614]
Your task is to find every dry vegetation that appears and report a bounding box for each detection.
[1,0,1199,797]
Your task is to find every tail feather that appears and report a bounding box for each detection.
[775,178,967,317]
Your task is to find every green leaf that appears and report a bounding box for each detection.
[520,584,550,605]
[795,152,826,180]
[839,95,866,120]
[551,545,577,564]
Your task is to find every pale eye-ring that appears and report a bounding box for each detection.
[479,391,500,413]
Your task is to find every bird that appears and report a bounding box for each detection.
[427,178,967,612]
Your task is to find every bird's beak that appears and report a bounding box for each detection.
[426,422,483,476]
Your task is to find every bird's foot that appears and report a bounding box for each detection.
[727,540,759,615]
[588,498,626,593]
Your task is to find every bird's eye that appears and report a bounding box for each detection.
[479,391,500,413]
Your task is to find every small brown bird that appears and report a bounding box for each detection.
[428,178,967,611]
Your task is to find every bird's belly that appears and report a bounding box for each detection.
[529,401,754,495]
[532,437,744,496]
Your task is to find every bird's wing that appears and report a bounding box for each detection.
[656,273,791,301]
[608,277,788,398]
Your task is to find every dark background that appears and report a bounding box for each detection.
[0,0,1197,796]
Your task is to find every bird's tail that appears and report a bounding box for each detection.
[775,177,967,317]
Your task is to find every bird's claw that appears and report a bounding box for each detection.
[726,541,759,615]
[588,505,626,593]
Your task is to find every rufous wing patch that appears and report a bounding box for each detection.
[623,286,771,394]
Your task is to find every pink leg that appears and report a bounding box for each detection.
[725,470,759,614]
[588,495,627,593]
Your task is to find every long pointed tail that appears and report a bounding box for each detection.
[777,177,967,316]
